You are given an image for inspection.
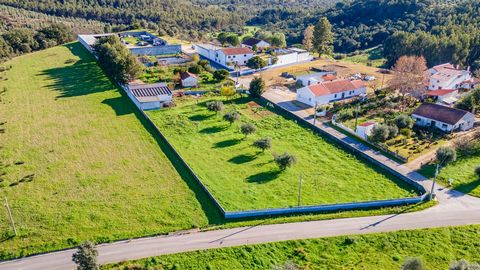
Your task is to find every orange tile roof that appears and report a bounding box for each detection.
[221,47,253,55]
[426,89,457,96]
[322,74,337,81]
[308,79,366,96]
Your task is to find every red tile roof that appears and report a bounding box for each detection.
[180,71,197,80]
[220,47,253,55]
[426,89,457,96]
[322,74,337,81]
[307,79,366,96]
[359,122,376,127]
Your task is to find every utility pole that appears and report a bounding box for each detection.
[4,197,17,236]
[313,103,317,125]
[297,174,303,207]
[354,104,359,132]
[429,163,440,200]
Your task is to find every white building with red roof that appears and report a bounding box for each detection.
[194,44,254,70]
[296,79,367,107]
[426,89,459,105]
[427,63,472,90]
[356,122,377,140]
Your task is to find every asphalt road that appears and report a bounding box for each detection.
[3,90,480,270]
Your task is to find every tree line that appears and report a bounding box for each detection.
[0,23,73,61]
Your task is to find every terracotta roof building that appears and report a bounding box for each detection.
[296,79,367,106]
[412,103,475,132]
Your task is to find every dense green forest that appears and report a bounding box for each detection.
[2,0,480,68]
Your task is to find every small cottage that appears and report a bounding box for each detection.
[411,103,475,132]
[180,72,198,88]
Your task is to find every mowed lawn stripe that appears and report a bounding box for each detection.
[147,96,418,211]
[0,43,210,259]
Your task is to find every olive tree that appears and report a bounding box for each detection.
[206,101,224,113]
[249,77,265,98]
[223,111,240,125]
[395,114,415,129]
[274,152,297,170]
[400,257,425,270]
[240,123,256,137]
[253,137,272,152]
[449,259,480,270]
[369,124,390,143]
[72,241,99,270]
[436,146,457,164]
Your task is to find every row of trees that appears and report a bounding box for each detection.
[93,35,143,84]
[0,23,73,61]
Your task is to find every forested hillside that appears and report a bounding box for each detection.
[2,0,480,68]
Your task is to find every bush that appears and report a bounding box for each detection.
[206,101,224,113]
[223,111,240,125]
[449,259,480,270]
[401,257,425,270]
[249,77,265,98]
[274,152,297,170]
[395,114,415,129]
[387,125,399,139]
[240,123,256,137]
[246,56,267,70]
[475,167,480,179]
[72,241,99,270]
[198,59,210,68]
[253,137,272,152]
[369,124,389,143]
[399,128,412,138]
[213,69,230,81]
[336,108,354,122]
[436,146,457,164]
[188,64,204,74]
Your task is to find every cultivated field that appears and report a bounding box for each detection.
[0,43,212,259]
[147,96,418,211]
[105,225,480,270]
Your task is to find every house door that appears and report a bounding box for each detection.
[341,92,345,99]
[430,121,436,128]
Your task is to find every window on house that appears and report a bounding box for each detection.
[244,54,247,57]
[334,94,337,98]
[442,124,448,129]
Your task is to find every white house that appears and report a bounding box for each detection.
[194,44,253,70]
[356,122,377,140]
[180,72,198,88]
[412,103,475,132]
[127,83,173,110]
[296,72,337,87]
[296,79,367,107]
[270,48,313,68]
[425,89,459,105]
[241,38,270,50]
[428,63,472,90]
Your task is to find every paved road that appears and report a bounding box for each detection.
[2,89,480,270]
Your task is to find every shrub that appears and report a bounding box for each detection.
[336,108,354,122]
[223,111,240,125]
[213,69,230,81]
[369,124,389,143]
[387,125,399,139]
[400,257,425,270]
[400,128,412,138]
[395,114,414,129]
[475,167,480,179]
[72,241,99,270]
[198,59,210,68]
[246,56,267,70]
[240,123,256,137]
[253,137,272,152]
[436,146,457,164]
[449,259,480,270]
[274,152,297,170]
[249,77,265,98]
[206,101,224,113]
[188,64,204,74]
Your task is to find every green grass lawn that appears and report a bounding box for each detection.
[147,96,419,211]
[0,42,213,259]
[340,46,386,68]
[420,152,480,196]
[104,225,480,270]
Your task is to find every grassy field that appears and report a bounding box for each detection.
[340,46,387,68]
[0,43,214,259]
[420,152,480,197]
[105,225,480,270]
[147,96,418,211]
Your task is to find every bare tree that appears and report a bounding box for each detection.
[389,56,428,104]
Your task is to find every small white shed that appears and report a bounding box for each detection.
[180,72,198,88]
